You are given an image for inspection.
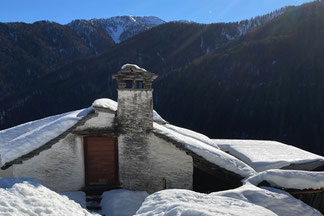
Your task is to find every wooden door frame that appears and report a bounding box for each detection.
[83,134,119,186]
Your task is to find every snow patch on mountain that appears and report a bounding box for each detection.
[221,6,291,41]
[237,6,290,36]
[67,6,289,48]
[172,20,196,24]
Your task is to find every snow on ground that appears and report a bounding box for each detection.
[135,189,276,216]
[60,191,87,208]
[245,169,324,190]
[154,123,256,178]
[108,25,125,43]
[213,184,322,216]
[0,178,97,216]
[0,108,91,165]
[136,185,322,216]
[213,139,324,172]
[101,189,148,216]
[0,178,321,216]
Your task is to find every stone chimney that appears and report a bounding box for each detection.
[112,64,158,133]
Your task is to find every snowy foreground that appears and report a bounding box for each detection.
[101,190,149,216]
[0,178,322,216]
[0,178,97,216]
[136,185,322,216]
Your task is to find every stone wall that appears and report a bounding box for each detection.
[116,80,193,193]
[118,133,193,193]
[117,90,153,133]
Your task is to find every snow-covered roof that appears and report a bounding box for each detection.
[213,139,324,172]
[0,178,96,215]
[0,108,92,165]
[136,184,322,216]
[154,123,256,178]
[245,169,324,190]
[3,98,321,181]
[0,98,255,178]
[0,98,166,167]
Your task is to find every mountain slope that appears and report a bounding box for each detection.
[0,7,293,100]
[0,20,116,100]
[0,21,237,127]
[0,16,164,101]
[154,1,324,155]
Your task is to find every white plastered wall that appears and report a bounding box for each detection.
[13,134,85,192]
[147,134,193,190]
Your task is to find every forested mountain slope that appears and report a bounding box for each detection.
[155,1,324,155]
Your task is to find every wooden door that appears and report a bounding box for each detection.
[84,136,118,185]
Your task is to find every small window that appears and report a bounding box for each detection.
[136,81,143,89]
[125,80,133,89]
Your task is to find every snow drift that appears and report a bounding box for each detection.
[136,185,322,216]
[0,178,96,216]
[101,189,149,216]
[135,189,276,216]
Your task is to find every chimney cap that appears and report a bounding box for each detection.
[120,64,147,72]
[112,64,157,90]
[113,64,157,81]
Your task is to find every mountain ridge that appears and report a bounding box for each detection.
[67,16,165,43]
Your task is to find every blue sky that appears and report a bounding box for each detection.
[0,0,313,24]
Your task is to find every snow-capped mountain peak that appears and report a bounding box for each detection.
[68,16,165,44]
